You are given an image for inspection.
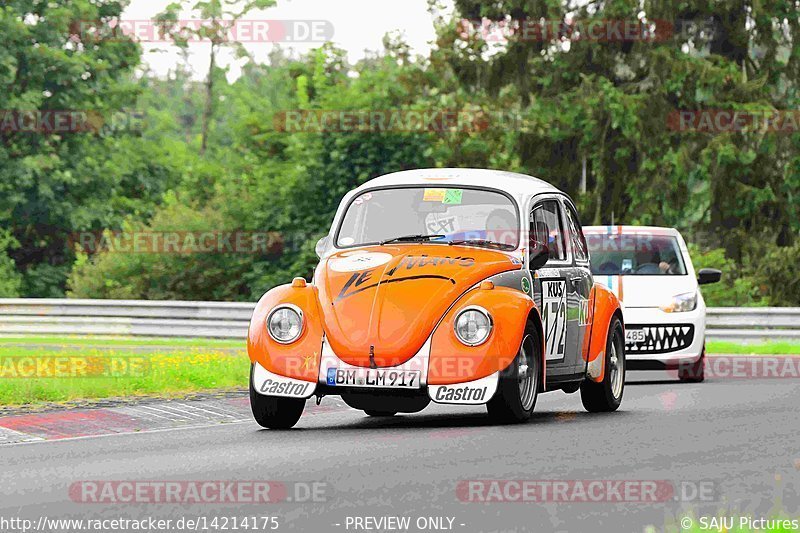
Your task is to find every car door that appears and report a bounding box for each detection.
[562,199,593,368]
[530,197,577,371]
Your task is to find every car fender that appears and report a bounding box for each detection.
[428,286,541,386]
[247,282,324,383]
[585,282,623,383]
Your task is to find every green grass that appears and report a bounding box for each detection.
[706,340,800,355]
[0,335,243,348]
[0,336,797,407]
[0,343,248,406]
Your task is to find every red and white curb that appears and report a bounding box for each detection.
[0,396,350,444]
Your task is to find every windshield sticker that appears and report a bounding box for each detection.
[443,189,463,205]
[423,188,463,205]
[353,192,373,206]
[426,215,458,234]
[423,189,446,202]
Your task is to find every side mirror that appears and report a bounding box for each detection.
[697,268,722,285]
[315,236,330,258]
[529,239,550,270]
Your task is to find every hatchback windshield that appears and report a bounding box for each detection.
[585,233,687,275]
[336,187,519,249]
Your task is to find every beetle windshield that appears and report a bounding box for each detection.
[586,233,687,276]
[336,187,519,249]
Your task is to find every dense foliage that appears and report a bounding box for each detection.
[1,0,798,305]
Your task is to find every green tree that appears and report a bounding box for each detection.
[155,0,276,155]
[0,0,174,296]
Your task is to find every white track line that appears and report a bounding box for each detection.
[0,418,252,447]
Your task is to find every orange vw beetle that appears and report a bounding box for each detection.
[248,169,625,428]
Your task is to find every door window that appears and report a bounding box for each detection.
[564,204,589,263]
[531,200,566,262]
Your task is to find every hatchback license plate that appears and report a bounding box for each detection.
[625,328,646,343]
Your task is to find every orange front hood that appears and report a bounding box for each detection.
[316,245,520,368]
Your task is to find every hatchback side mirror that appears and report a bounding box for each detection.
[315,236,330,258]
[697,268,722,285]
[529,239,550,270]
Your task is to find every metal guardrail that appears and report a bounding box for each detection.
[0,299,798,341]
[0,299,252,339]
[706,307,800,340]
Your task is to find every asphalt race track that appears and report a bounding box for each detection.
[2,374,799,533]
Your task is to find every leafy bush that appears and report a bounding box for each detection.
[752,243,800,307]
[686,245,767,307]
[0,231,22,297]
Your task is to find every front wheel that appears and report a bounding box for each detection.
[581,317,625,412]
[249,364,305,429]
[486,324,540,423]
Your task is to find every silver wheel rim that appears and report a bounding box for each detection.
[609,332,624,399]
[517,335,537,411]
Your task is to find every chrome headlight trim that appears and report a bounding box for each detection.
[454,306,493,346]
[266,304,305,344]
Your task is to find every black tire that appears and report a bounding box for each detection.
[249,364,305,429]
[364,410,397,417]
[581,316,625,412]
[486,324,541,423]
[678,348,705,383]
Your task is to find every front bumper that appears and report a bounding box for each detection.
[252,337,500,406]
[622,306,705,366]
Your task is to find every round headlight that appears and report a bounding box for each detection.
[267,305,304,344]
[454,307,493,346]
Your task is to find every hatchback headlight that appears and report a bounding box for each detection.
[660,292,697,313]
[454,307,493,346]
[267,305,304,343]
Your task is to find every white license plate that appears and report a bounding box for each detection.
[625,329,646,343]
[326,368,420,389]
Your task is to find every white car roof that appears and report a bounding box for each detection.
[356,168,563,197]
[583,225,682,237]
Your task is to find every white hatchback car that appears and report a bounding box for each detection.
[583,226,721,382]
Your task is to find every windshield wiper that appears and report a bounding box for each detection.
[448,239,513,250]
[380,234,446,245]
